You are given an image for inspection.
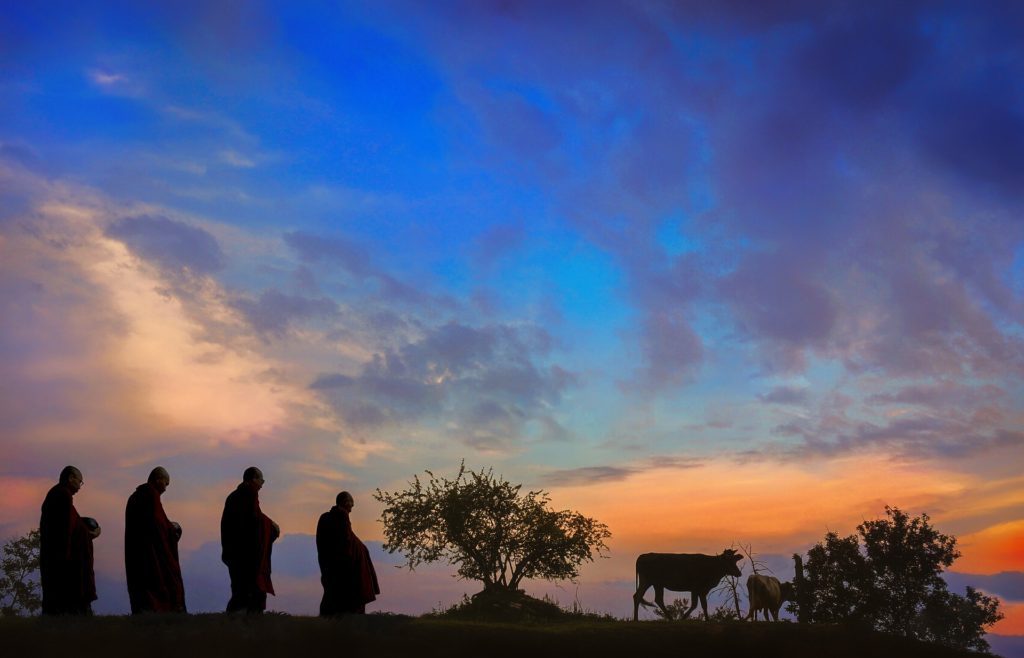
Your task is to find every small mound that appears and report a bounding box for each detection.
[431,584,565,622]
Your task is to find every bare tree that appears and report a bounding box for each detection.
[711,541,759,618]
[736,542,771,577]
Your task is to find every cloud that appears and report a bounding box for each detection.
[759,386,808,405]
[471,86,562,159]
[0,142,42,171]
[284,230,377,277]
[105,215,225,276]
[471,222,528,271]
[956,521,1024,575]
[547,451,976,557]
[220,149,257,168]
[916,64,1024,201]
[867,381,1006,409]
[539,456,704,488]
[0,169,361,550]
[414,1,1024,394]
[945,571,1024,602]
[232,289,338,339]
[309,321,575,447]
[989,633,1024,657]
[88,69,128,87]
[539,465,635,487]
[629,309,704,391]
[284,230,429,306]
[762,386,1022,460]
[795,7,929,108]
[860,253,1024,378]
[310,373,353,390]
[719,251,838,348]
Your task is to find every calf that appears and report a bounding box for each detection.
[633,549,744,621]
[746,574,793,621]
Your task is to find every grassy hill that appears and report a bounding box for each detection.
[0,613,999,658]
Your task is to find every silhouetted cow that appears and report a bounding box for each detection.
[745,574,793,621]
[633,549,744,621]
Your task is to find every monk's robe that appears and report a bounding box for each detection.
[125,482,186,613]
[40,483,96,615]
[316,505,380,615]
[221,481,277,612]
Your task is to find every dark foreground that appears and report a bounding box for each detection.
[0,613,997,658]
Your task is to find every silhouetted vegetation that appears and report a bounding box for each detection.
[0,612,995,658]
[374,462,611,591]
[0,529,41,616]
[792,506,1003,653]
[651,597,740,621]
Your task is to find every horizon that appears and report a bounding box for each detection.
[1,0,1022,644]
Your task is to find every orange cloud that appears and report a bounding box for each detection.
[956,520,1024,575]
[0,477,52,532]
[993,600,1024,636]
[548,452,970,556]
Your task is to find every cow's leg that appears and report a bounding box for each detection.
[698,592,710,620]
[769,605,779,622]
[681,591,699,619]
[653,586,672,619]
[633,581,649,621]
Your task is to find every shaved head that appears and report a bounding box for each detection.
[337,491,354,513]
[242,466,265,491]
[59,465,84,494]
[148,466,171,493]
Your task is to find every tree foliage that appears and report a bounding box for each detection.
[794,507,1002,652]
[801,531,873,623]
[0,529,41,616]
[374,463,611,591]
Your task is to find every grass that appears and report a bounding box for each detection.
[0,612,996,658]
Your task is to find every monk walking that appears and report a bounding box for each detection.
[40,466,100,615]
[125,466,186,613]
[221,467,279,613]
[316,491,380,615]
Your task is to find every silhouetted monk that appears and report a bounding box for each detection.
[125,466,186,613]
[221,467,279,613]
[316,491,379,615]
[40,466,100,615]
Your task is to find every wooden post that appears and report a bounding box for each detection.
[792,553,811,623]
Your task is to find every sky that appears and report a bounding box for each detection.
[1,0,1022,643]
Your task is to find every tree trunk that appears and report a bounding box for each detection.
[793,553,812,623]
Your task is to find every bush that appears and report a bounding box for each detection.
[0,529,41,616]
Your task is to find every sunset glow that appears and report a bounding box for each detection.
[1,1,1021,649]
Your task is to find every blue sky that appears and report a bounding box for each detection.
[1,0,1023,635]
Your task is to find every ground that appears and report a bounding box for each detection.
[0,612,996,658]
